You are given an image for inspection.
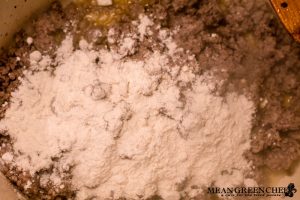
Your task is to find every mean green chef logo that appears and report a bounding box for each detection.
[285,183,297,197]
[207,183,297,198]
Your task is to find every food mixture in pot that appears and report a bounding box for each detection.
[0,0,299,199]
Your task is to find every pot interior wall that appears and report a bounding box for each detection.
[0,0,55,53]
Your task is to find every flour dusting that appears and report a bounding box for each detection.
[0,15,255,200]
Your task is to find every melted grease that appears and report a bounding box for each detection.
[74,0,154,26]
[217,0,230,13]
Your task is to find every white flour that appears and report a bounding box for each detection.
[0,16,255,200]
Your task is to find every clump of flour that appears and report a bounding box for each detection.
[0,15,255,200]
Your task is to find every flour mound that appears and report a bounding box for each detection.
[0,17,255,200]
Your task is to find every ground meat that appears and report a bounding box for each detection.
[0,34,27,118]
[29,2,69,54]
